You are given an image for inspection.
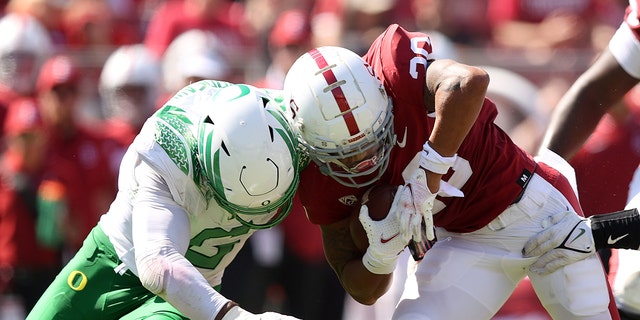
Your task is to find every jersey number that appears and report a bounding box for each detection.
[409,37,432,79]
[403,152,472,213]
[186,225,250,269]
[433,156,472,214]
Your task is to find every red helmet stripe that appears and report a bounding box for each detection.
[309,48,360,136]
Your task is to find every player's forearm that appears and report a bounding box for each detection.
[341,259,392,305]
[539,81,611,160]
[591,208,640,250]
[131,200,227,319]
[137,248,229,320]
[321,219,392,304]
[540,49,638,160]
[429,63,488,157]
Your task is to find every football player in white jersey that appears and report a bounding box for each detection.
[27,81,304,320]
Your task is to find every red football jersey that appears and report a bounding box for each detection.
[300,24,536,233]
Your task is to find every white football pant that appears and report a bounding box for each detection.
[393,173,612,320]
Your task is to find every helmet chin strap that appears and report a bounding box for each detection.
[232,195,295,229]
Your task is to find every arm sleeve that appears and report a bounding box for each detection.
[131,161,230,320]
[609,22,640,79]
[591,208,640,250]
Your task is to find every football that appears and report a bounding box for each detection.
[349,183,399,253]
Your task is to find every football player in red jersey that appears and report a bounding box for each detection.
[284,24,620,319]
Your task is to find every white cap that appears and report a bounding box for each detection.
[162,29,230,93]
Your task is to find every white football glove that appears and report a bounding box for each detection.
[399,169,437,242]
[221,305,300,320]
[360,186,407,274]
[523,210,596,275]
[398,167,463,243]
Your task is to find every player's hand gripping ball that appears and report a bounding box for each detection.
[350,184,399,253]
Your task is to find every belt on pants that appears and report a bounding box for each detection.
[511,164,537,204]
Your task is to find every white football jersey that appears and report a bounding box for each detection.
[99,80,272,287]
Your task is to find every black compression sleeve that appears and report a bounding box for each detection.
[591,208,640,250]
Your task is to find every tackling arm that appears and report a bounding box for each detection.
[320,218,392,305]
[131,169,232,319]
[131,161,299,320]
[523,208,640,275]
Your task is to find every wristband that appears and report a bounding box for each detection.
[591,208,640,250]
[362,248,398,275]
[215,301,239,320]
[419,142,457,174]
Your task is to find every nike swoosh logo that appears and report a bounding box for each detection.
[396,127,407,148]
[608,234,629,244]
[381,232,400,243]
[568,228,586,245]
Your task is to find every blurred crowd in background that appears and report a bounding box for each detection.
[0,0,637,319]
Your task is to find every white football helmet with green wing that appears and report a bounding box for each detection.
[197,84,300,229]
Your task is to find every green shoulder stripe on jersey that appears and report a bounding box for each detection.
[154,104,213,201]
[155,105,193,175]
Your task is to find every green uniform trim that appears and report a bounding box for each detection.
[27,226,222,319]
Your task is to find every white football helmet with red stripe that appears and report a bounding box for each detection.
[284,46,395,187]
[0,13,53,95]
[99,44,161,127]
